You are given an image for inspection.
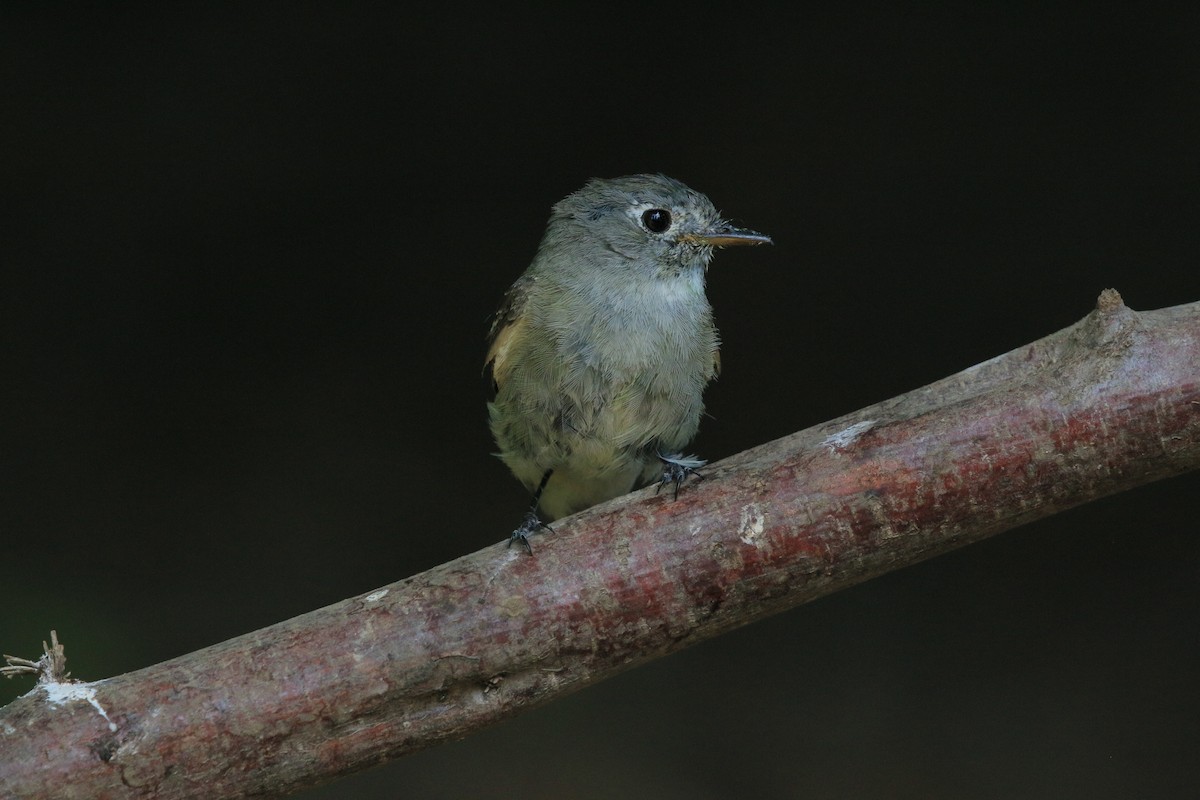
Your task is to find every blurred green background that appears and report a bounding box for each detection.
[3,6,1198,798]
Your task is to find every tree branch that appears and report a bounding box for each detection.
[3,290,1198,799]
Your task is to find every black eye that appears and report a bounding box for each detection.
[641,208,672,233]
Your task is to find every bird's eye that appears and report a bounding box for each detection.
[641,208,672,233]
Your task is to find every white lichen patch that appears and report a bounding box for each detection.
[42,681,117,732]
[738,504,766,545]
[364,589,389,603]
[822,420,876,453]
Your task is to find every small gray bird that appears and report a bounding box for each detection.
[486,174,771,551]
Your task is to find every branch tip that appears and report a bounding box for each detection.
[1,631,70,684]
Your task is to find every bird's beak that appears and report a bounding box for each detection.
[686,224,773,248]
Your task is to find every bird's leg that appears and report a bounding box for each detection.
[508,469,554,554]
[656,452,708,500]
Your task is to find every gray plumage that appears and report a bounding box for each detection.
[486,174,770,529]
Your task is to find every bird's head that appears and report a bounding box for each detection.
[541,174,771,281]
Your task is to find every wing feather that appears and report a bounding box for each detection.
[484,275,534,397]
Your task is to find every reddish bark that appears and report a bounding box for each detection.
[2,290,1198,799]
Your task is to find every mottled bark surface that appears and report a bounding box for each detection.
[3,291,1197,799]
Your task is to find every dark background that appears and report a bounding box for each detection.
[3,6,1198,798]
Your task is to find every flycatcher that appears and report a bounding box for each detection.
[486,174,771,551]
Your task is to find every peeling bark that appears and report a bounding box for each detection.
[2,290,1198,799]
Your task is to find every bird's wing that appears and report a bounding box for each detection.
[484,274,534,397]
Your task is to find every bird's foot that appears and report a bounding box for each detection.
[656,452,708,500]
[507,511,553,555]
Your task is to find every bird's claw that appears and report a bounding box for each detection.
[507,510,553,555]
[655,452,707,500]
